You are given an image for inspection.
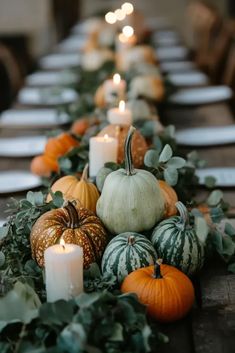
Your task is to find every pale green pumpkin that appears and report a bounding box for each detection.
[96,126,164,234]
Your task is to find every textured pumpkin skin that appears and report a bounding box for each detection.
[98,125,148,168]
[47,174,100,213]
[121,263,195,322]
[151,203,205,275]
[101,232,157,283]
[30,203,107,268]
[31,154,58,177]
[45,133,78,159]
[97,169,164,234]
[159,180,178,218]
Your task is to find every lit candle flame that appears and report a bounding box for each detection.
[105,11,117,24]
[119,33,128,43]
[119,100,125,112]
[115,8,126,21]
[104,134,109,141]
[113,73,121,84]
[60,238,65,250]
[122,25,134,38]
[122,2,134,15]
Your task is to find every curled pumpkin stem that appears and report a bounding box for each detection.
[63,201,80,228]
[175,201,189,226]
[125,126,136,176]
[81,163,89,181]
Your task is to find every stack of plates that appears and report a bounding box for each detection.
[0,136,47,157]
[18,87,78,106]
[196,168,235,187]
[167,71,209,87]
[160,61,196,73]
[0,171,41,194]
[39,53,80,70]
[156,46,189,61]
[26,71,78,87]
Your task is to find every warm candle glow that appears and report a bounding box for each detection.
[113,73,121,84]
[122,25,134,38]
[119,100,125,112]
[118,33,128,43]
[115,8,126,21]
[121,2,134,15]
[104,134,109,141]
[105,11,117,24]
[60,238,66,249]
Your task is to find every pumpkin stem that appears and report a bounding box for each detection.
[128,235,135,245]
[125,126,136,176]
[81,163,89,181]
[175,201,189,227]
[153,259,163,279]
[63,201,80,228]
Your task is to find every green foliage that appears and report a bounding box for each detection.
[0,289,165,353]
[0,191,64,297]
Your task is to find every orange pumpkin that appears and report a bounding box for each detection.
[121,260,195,322]
[30,154,59,176]
[71,119,91,136]
[159,180,178,218]
[45,132,79,159]
[47,164,100,213]
[30,201,108,268]
[98,125,148,167]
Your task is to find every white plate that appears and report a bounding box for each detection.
[160,61,197,73]
[18,87,78,106]
[57,35,87,52]
[0,171,41,194]
[0,219,6,227]
[0,136,47,157]
[196,168,235,187]
[168,86,233,105]
[176,126,235,146]
[156,46,189,61]
[39,53,80,70]
[0,109,70,128]
[26,71,78,87]
[168,71,209,87]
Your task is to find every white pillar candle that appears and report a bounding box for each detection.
[89,134,118,177]
[107,100,132,125]
[45,240,83,302]
[103,73,126,105]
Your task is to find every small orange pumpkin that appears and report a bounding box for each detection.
[30,154,59,176]
[30,201,108,268]
[121,260,195,322]
[45,132,79,159]
[47,164,100,213]
[98,125,148,167]
[159,180,178,218]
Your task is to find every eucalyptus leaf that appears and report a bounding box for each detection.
[222,236,235,258]
[164,167,178,186]
[58,323,86,353]
[205,176,216,188]
[159,144,173,163]
[0,282,40,324]
[207,190,223,206]
[152,135,162,151]
[224,222,235,237]
[0,225,9,240]
[144,150,159,168]
[167,157,186,169]
[51,191,64,208]
[39,300,74,325]
[195,217,208,243]
[228,262,235,273]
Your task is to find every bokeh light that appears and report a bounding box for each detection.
[105,12,117,24]
[115,8,126,21]
[121,2,134,15]
[122,25,134,37]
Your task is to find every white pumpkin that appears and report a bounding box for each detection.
[96,126,164,234]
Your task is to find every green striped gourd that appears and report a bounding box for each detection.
[151,202,205,276]
[96,126,164,234]
[102,232,157,284]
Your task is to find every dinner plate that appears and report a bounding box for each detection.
[18,87,78,106]
[160,61,197,73]
[0,171,41,194]
[0,136,47,157]
[156,46,189,61]
[167,71,209,87]
[0,219,6,227]
[26,71,78,87]
[196,168,235,187]
[57,35,87,52]
[168,86,233,105]
[176,126,235,146]
[39,53,80,70]
[0,109,70,128]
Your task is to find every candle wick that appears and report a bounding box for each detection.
[62,244,65,251]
